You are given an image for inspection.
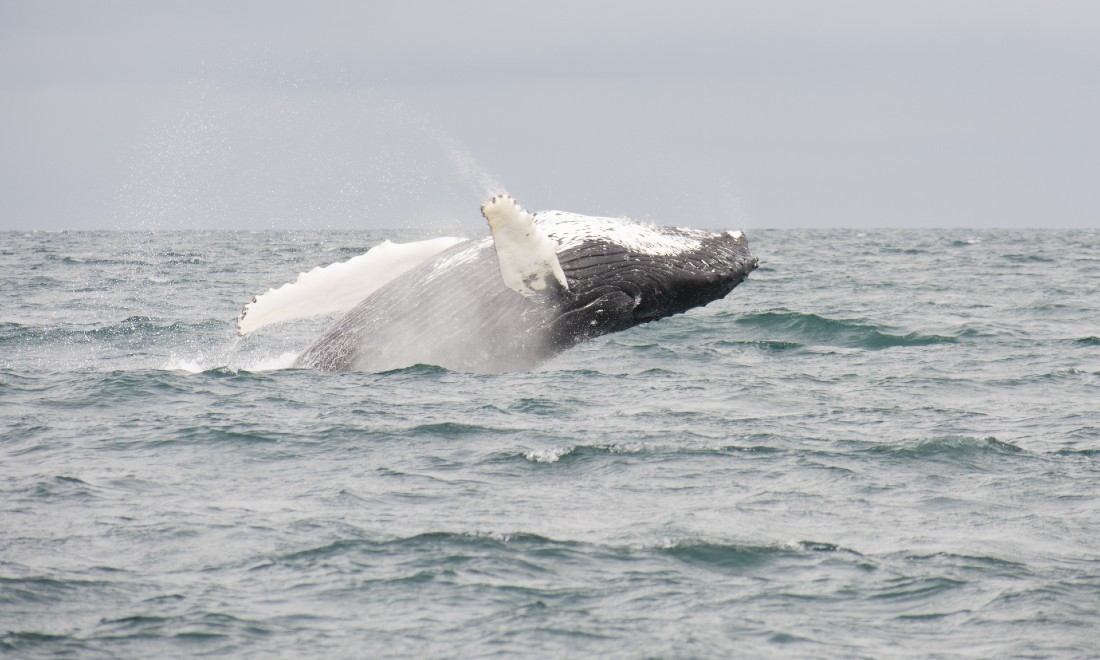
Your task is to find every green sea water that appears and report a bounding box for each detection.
[1,228,1098,657]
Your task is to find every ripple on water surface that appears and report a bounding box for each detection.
[1,229,1099,657]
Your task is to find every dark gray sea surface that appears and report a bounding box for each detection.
[1,228,1098,658]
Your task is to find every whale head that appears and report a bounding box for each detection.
[535,214,758,348]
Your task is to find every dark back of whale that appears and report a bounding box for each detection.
[293,230,757,372]
[550,230,756,349]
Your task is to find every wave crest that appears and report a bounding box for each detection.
[734,311,959,349]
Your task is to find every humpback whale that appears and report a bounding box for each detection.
[237,195,757,372]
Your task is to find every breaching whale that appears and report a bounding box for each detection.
[237,194,758,372]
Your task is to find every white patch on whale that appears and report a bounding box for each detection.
[237,236,464,335]
[533,211,705,256]
[481,194,568,297]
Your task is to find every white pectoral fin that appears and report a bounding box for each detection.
[236,236,466,335]
[481,194,568,297]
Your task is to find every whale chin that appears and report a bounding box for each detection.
[240,195,757,373]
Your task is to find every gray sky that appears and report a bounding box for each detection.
[2,1,1098,231]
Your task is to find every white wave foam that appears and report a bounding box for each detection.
[162,357,205,373]
[237,351,299,372]
[161,351,299,373]
[524,446,574,464]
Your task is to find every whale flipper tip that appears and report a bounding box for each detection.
[481,194,569,297]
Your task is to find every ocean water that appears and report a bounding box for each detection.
[1,228,1098,658]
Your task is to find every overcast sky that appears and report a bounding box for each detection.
[2,1,1098,231]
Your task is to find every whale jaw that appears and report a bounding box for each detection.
[546,227,757,351]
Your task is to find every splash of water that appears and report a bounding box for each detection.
[104,63,517,372]
[115,77,507,233]
[385,100,509,202]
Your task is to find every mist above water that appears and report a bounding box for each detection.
[115,75,506,236]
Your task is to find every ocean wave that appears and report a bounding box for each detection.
[733,311,961,349]
[0,368,42,389]
[0,574,120,605]
[881,247,930,255]
[269,531,577,566]
[517,442,781,465]
[31,475,97,500]
[868,575,967,602]
[517,443,658,465]
[0,631,78,655]
[1052,447,1100,458]
[523,446,575,463]
[376,363,453,377]
[890,551,1028,571]
[85,611,269,654]
[408,421,512,438]
[657,539,853,570]
[865,436,1025,461]
[25,371,200,408]
[1001,253,1056,263]
[505,397,570,415]
[713,339,804,351]
[49,254,152,267]
[161,352,299,374]
[0,317,230,345]
[987,368,1094,386]
[265,532,854,571]
[170,425,286,446]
